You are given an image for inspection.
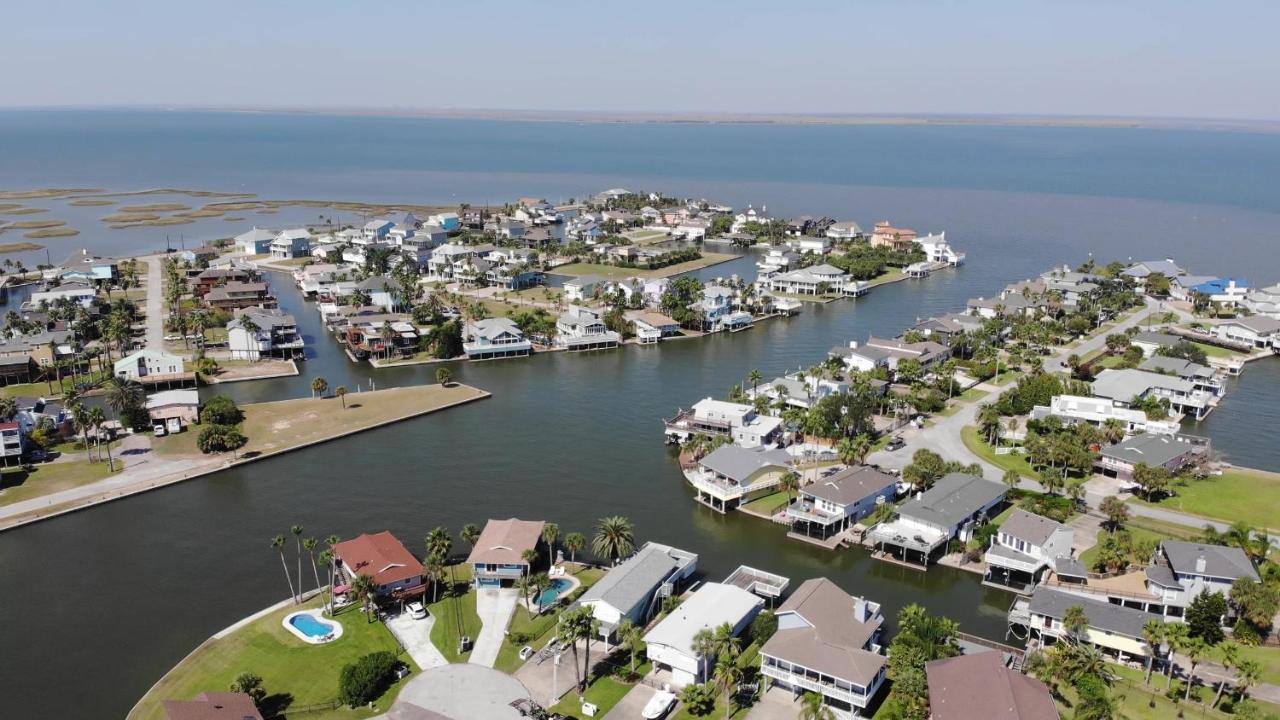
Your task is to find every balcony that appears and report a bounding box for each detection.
[785,499,843,526]
[761,661,874,708]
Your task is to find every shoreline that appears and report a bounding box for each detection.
[0,384,490,532]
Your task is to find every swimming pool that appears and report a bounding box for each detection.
[537,578,575,606]
[282,610,344,644]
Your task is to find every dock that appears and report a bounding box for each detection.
[723,565,790,600]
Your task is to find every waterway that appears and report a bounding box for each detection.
[1,112,1278,719]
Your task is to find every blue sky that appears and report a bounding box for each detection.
[3,0,1277,120]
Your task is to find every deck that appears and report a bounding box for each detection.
[723,565,790,599]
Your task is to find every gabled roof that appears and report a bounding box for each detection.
[926,652,1058,720]
[576,542,694,615]
[1098,433,1201,467]
[698,445,791,483]
[898,473,1006,530]
[334,531,424,587]
[163,691,264,720]
[998,509,1066,547]
[803,465,897,507]
[762,577,885,685]
[1161,540,1259,582]
[466,518,545,566]
[1028,586,1150,640]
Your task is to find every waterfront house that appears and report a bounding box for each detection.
[1011,586,1153,663]
[356,276,399,313]
[114,349,186,384]
[0,356,38,387]
[864,336,951,370]
[869,221,917,251]
[983,509,1074,593]
[563,275,606,302]
[686,444,792,512]
[270,229,312,259]
[868,473,1006,567]
[206,281,274,311]
[361,219,395,243]
[787,465,898,542]
[1122,258,1185,282]
[910,313,985,346]
[644,581,763,686]
[497,219,527,239]
[665,398,785,448]
[26,282,97,309]
[730,205,770,233]
[425,243,482,281]
[691,284,753,332]
[427,211,460,231]
[967,291,1033,319]
[765,264,854,296]
[57,249,118,283]
[573,542,698,640]
[1211,317,1280,349]
[146,389,200,429]
[163,692,264,720]
[626,310,681,344]
[829,341,892,374]
[825,220,863,242]
[345,316,418,360]
[463,317,533,360]
[675,217,710,241]
[1129,330,1182,357]
[1095,432,1209,481]
[757,247,801,276]
[0,422,24,466]
[1031,395,1180,437]
[760,578,887,717]
[1091,367,1216,420]
[1148,540,1260,607]
[1242,282,1280,319]
[915,231,965,265]
[334,531,426,599]
[1138,355,1225,397]
[466,518,545,588]
[227,308,303,360]
[925,652,1058,720]
[192,267,254,297]
[747,373,850,411]
[555,305,620,351]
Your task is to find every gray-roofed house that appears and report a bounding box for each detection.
[828,341,893,373]
[462,317,533,360]
[926,651,1059,720]
[1012,586,1154,662]
[1123,258,1185,280]
[786,466,898,544]
[867,473,1006,567]
[1211,316,1280,349]
[1091,367,1215,420]
[689,445,793,512]
[1096,433,1209,481]
[760,578,888,716]
[983,509,1074,593]
[574,542,698,639]
[1130,330,1182,357]
[1139,355,1224,397]
[1154,539,1260,601]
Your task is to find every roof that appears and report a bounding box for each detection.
[926,652,1058,720]
[761,578,885,685]
[898,473,1006,529]
[1091,368,1193,401]
[1028,586,1151,640]
[576,542,694,616]
[1219,316,1280,335]
[999,509,1065,547]
[803,466,897,507]
[1139,355,1215,379]
[698,445,791,483]
[1131,331,1180,347]
[565,275,606,288]
[1053,556,1089,579]
[231,307,296,330]
[146,390,199,409]
[643,582,762,658]
[1161,540,1259,581]
[1123,259,1184,278]
[629,311,679,328]
[163,692,264,720]
[468,317,524,341]
[234,227,275,243]
[1099,433,1201,467]
[334,531,424,587]
[465,518,545,566]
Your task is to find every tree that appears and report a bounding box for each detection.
[460,523,481,549]
[564,532,586,564]
[88,406,110,467]
[778,471,800,504]
[311,377,328,398]
[678,683,716,717]
[541,522,560,564]
[618,619,644,674]
[1212,641,1240,709]
[715,651,743,719]
[1186,591,1227,645]
[1002,468,1021,490]
[837,434,873,466]
[303,537,322,601]
[1182,635,1208,701]
[197,424,247,457]
[1099,496,1129,532]
[1165,622,1189,689]
[798,691,835,720]
[200,395,244,425]
[338,651,398,707]
[591,516,635,565]
[271,535,296,605]
[747,368,762,396]
[335,386,348,409]
[902,449,947,490]
[435,367,453,386]
[103,376,145,419]
[1063,605,1090,644]
[691,628,717,684]
[229,672,267,706]
[1142,619,1165,685]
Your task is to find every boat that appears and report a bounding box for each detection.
[642,690,677,719]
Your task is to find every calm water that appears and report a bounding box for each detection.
[1,112,1278,719]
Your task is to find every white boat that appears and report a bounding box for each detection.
[642,690,677,719]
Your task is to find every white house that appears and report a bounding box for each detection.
[114,349,186,382]
[574,542,698,639]
[27,282,96,308]
[765,264,854,296]
[463,317,533,360]
[1091,368,1217,420]
[270,229,312,259]
[1211,317,1280,349]
[824,220,862,242]
[643,582,763,686]
[685,444,793,512]
[427,212,460,231]
[1031,394,1181,436]
[145,389,200,428]
[563,275,607,302]
[915,231,964,265]
[555,306,620,351]
[361,219,395,244]
[664,398,785,449]
[983,509,1074,593]
[227,308,303,360]
[1242,282,1280,319]
[234,227,276,255]
[867,473,1006,567]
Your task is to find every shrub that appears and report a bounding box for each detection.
[200,395,243,425]
[197,424,248,454]
[338,651,399,707]
[750,609,778,645]
[678,683,716,716]
[229,672,266,705]
[1233,618,1263,645]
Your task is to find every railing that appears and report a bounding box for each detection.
[760,664,871,706]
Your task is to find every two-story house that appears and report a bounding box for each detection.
[555,305,620,351]
[684,444,792,512]
[463,317,533,360]
[983,509,1074,593]
[787,465,898,544]
[867,473,1006,567]
[466,518,545,588]
[663,398,784,448]
[333,531,426,599]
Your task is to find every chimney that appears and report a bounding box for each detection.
[853,598,868,623]
[1195,555,1206,573]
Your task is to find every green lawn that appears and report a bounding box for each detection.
[1191,341,1248,359]
[0,368,112,398]
[1237,645,1280,686]
[1129,469,1280,534]
[865,268,906,287]
[742,490,791,516]
[427,565,482,663]
[494,566,606,674]
[0,457,123,507]
[989,370,1024,386]
[130,595,416,720]
[1053,662,1280,720]
[961,426,1037,480]
[936,387,988,417]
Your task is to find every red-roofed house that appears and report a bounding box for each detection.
[465,518,546,587]
[869,221,918,251]
[163,692,263,720]
[333,531,425,598]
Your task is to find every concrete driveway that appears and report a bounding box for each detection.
[745,686,804,720]
[603,684,667,719]
[385,609,448,670]
[469,588,518,668]
[379,664,531,720]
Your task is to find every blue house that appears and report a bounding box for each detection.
[429,212,460,231]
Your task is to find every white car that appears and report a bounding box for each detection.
[153,424,167,437]
[406,601,427,619]
[518,645,534,661]
[642,690,677,719]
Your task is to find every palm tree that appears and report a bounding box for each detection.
[715,652,742,719]
[311,377,328,398]
[691,628,717,684]
[798,692,834,720]
[591,516,635,565]
[335,386,348,408]
[238,315,262,361]
[778,471,800,504]
[352,574,378,623]
[319,549,335,614]
[291,525,305,603]
[1165,622,1189,689]
[618,619,644,674]
[541,522,560,565]
[1235,658,1262,704]
[532,573,552,614]
[1212,641,1240,709]
[103,376,144,418]
[303,537,322,600]
[460,523,481,549]
[1183,636,1207,701]
[271,535,296,604]
[521,547,539,575]
[71,402,94,463]
[747,368,762,396]
[0,396,17,423]
[88,406,111,469]
[514,574,534,616]
[564,532,586,564]
[1143,619,1165,685]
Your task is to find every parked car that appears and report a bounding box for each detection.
[393,662,411,680]
[153,424,167,437]
[518,645,535,661]
[406,601,427,619]
[885,437,905,451]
